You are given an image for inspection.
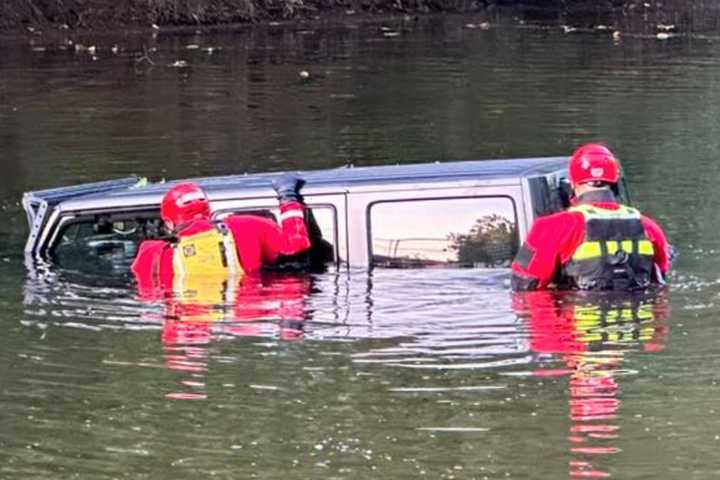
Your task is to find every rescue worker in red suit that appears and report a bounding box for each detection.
[131,173,311,294]
[130,174,313,400]
[511,144,671,292]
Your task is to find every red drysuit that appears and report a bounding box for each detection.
[131,201,310,295]
[511,192,670,291]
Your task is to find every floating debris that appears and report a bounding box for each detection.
[613,31,622,40]
[169,60,189,68]
[249,384,280,391]
[595,25,610,31]
[87,45,96,55]
[383,31,401,38]
[562,25,578,34]
[137,54,151,66]
[656,32,672,40]
[185,44,200,49]
[111,45,119,54]
[151,23,160,30]
[299,70,310,79]
[31,47,46,52]
[345,9,355,15]
[466,21,491,30]
[657,24,676,31]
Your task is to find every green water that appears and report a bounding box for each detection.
[2,14,720,479]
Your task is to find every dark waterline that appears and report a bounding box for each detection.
[2,14,720,479]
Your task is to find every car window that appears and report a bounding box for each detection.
[51,213,164,274]
[369,197,518,268]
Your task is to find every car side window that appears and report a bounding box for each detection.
[51,213,164,273]
[369,197,518,268]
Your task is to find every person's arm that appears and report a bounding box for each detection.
[511,212,583,291]
[131,240,171,298]
[641,215,671,275]
[266,173,311,259]
[225,175,312,272]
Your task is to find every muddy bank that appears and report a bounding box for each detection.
[2,0,720,34]
[0,0,490,33]
[500,0,720,34]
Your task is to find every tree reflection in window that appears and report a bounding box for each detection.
[448,214,518,268]
[370,197,518,269]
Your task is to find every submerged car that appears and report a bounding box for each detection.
[23,157,611,273]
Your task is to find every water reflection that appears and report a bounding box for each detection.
[513,290,670,478]
[18,261,679,477]
[152,273,313,400]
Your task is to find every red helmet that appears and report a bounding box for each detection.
[568,143,621,186]
[160,182,211,228]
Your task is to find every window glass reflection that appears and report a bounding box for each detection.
[370,197,518,268]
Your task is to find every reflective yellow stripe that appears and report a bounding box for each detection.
[572,240,654,261]
[572,242,601,260]
[638,241,654,256]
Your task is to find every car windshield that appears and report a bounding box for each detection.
[51,212,164,274]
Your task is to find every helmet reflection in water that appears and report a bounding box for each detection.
[513,290,670,478]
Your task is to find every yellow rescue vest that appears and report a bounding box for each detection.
[172,223,244,305]
[564,203,655,290]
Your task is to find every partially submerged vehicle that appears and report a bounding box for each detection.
[23,157,608,273]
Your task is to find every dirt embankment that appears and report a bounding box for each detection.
[1,0,719,33]
[0,0,491,32]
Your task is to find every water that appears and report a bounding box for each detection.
[3,13,720,479]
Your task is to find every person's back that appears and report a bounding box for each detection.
[511,144,671,292]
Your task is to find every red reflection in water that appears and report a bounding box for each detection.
[514,290,670,479]
[138,274,312,400]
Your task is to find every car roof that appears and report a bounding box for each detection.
[23,156,569,257]
[19,156,567,217]
[66,156,566,205]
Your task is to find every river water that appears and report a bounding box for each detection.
[2,13,720,479]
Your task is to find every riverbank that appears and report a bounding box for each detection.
[2,0,720,35]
